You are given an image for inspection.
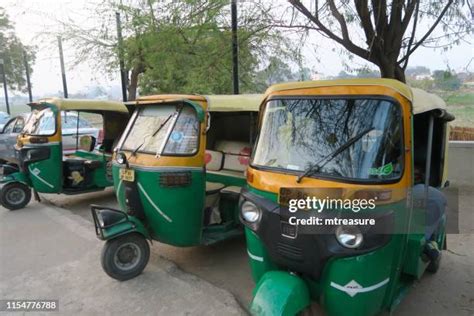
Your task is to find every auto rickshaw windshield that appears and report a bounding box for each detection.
[121,104,200,156]
[23,108,56,136]
[252,97,403,182]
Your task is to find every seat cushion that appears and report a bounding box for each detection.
[205,150,224,171]
[205,181,225,195]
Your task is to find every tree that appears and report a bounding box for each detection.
[286,0,472,82]
[53,0,298,99]
[406,65,431,77]
[433,69,462,90]
[0,8,36,92]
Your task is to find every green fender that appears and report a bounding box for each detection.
[0,171,30,186]
[250,271,310,316]
[100,216,151,241]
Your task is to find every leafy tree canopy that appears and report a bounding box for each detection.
[0,8,35,93]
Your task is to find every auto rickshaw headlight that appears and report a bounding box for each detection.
[116,152,127,165]
[241,201,261,223]
[335,225,363,249]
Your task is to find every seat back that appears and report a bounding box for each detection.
[79,135,96,152]
[215,141,251,172]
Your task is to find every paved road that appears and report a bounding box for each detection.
[0,202,244,315]
[1,185,473,315]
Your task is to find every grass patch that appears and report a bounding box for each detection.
[444,92,474,106]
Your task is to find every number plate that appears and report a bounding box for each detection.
[119,168,135,182]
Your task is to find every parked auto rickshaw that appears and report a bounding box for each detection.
[0,98,130,210]
[239,79,454,316]
[91,94,261,280]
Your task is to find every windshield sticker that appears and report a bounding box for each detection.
[368,163,393,176]
[170,131,184,143]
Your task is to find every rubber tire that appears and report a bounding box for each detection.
[101,233,150,281]
[0,182,32,210]
[427,231,445,274]
[426,250,442,273]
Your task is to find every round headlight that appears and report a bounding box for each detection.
[116,152,127,165]
[241,201,261,223]
[335,225,363,249]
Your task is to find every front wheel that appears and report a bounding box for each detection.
[0,182,32,210]
[101,233,150,281]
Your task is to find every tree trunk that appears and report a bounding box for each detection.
[378,62,406,83]
[127,67,141,101]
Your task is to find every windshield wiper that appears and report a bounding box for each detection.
[131,112,176,156]
[296,127,375,183]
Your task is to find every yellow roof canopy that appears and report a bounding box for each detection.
[32,98,128,113]
[131,94,263,112]
[264,78,448,115]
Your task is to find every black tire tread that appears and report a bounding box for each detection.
[101,233,150,281]
[0,182,32,210]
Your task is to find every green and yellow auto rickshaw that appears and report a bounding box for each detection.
[0,98,130,210]
[91,94,261,280]
[238,79,454,315]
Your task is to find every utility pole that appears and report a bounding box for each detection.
[23,50,33,102]
[116,12,127,102]
[57,36,68,98]
[0,58,10,114]
[231,0,239,94]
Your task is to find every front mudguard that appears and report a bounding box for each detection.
[0,171,30,186]
[250,271,310,316]
[91,205,150,241]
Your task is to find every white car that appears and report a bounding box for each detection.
[28,111,101,154]
[0,112,11,130]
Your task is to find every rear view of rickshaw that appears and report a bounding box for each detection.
[238,79,454,315]
[0,98,130,210]
[91,94,261,280]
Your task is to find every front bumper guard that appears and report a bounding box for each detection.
[91,205,137,240]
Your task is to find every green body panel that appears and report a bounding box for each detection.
[14,145,114,194]
[245,227,278,282]
[321,240,397,316]
[114,165,205,246]
[206,172,246,187]
[402,234,427,278]
[250,271,310,316]
[27,144,62,193]
[99,216,150,240]
[0,171,31,186]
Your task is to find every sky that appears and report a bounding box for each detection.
[2,0,473,98]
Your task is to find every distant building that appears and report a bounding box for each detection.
[311,73,325,80]
[415,74,433,80]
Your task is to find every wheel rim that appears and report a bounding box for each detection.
[113,242,142,271]
[5,187,26,206]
